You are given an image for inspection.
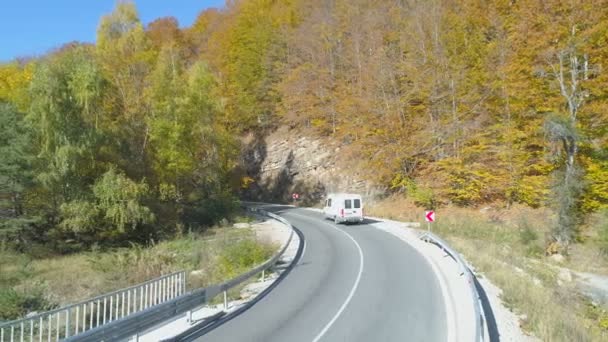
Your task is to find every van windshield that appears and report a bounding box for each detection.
[344,199,352,209]
[354,199,361,208]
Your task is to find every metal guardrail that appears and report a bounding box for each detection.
[16,207,294,342]
[420,232,485,342]
[0,271,185,342]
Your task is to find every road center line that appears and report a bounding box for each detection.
[287,212,364,342]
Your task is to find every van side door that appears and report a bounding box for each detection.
[324,198,332,217]
[352,198,362,217]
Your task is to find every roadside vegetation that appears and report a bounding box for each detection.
[369,196,608,341]
[0,222,276,321]
[0,2,254,322]
[1,0,607,337]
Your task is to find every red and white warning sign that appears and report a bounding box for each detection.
[425,210,435,222]
[292,193,300,200]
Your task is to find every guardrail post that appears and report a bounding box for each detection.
[181,272,186,296]
[65,308,70,338]
[132,332,139,342]
[109,295,113,322]
[186,310,192,324]
[96,299,100,327]
[56,311,60,341]
[223,291,228,310]
[122,291,126,318]
[127,290,131,315]
[46,316,51,341]
[262,269,265,282]
[75,305,79,335]
[103,297,107,325]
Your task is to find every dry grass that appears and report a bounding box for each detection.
[366,195,421,222]
[1,225,276,320]
[451,236,606,341]
[368,195,608,341]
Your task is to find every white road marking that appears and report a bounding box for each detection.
[287,212,364,342]
[300,236,307,264]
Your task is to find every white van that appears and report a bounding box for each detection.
[323,193,364,224]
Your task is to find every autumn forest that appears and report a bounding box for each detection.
[1,0,608,252]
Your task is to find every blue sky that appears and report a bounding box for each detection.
[0,0,226,62]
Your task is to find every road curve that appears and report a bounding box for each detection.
[196,206,447,342]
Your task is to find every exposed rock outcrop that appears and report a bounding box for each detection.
[241,127,374,205]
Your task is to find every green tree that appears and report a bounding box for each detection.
[27,47,104,223]
[0,103,37,246]
[93,167,154,232]
[96,1,155,168]
[178,61,240,226]
[60,167,154,243]
[146,44,191,200]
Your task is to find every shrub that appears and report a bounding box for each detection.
[216,239,275,280]
[87,243,181,286]
[519,224,539,245]
[0,287,54,321]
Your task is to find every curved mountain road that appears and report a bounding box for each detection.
[197,206,447,342]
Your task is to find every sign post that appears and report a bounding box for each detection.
[292,193,300,206]
[425,210,435,232]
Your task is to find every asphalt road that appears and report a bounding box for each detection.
[197,206,447,342]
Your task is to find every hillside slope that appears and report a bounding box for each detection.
[186,0,608,214]
[240,127,374,204]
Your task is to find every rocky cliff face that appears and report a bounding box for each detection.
[241,127,374,205]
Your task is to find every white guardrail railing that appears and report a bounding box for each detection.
[0,271,186,342]
[0,206,294,342]
[420,232,485,342]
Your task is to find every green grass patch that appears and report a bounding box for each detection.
[216,239,276,279]
[0,226,276,321]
